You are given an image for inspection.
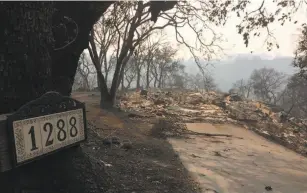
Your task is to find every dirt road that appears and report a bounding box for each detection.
[169,123,307,193]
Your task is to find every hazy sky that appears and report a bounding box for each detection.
[220,1,305,57]
[162,0,306,59]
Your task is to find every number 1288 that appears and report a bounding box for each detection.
[28,116,78,151]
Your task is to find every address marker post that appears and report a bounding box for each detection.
[0,91,87,171]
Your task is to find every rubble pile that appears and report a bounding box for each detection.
[119,89,307,156]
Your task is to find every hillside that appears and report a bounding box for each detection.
[183,54,296,91]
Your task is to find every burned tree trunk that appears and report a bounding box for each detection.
[51,2,113,96]
[0,2,113,114]
[0,2,54,114]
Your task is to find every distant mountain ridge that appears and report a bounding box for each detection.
[183,54,297,92]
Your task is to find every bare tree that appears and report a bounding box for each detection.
[122,56,137,90]
[188,73,204,91]
[88,5,121,91]
[150,46,178,88]
[169,61,186,88]
[132,44,146,89]
[185,74,197,91]
[73,53,95,91]
[202,72,217,92]
[250,67,287,105]
[142,34,167,88]
[117,33,168,90]
[87,1,229,108]
[186,72,217,92]
[232,79,253,98]
[72,72,83,92]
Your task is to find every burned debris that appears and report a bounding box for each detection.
[118,88,307,156]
